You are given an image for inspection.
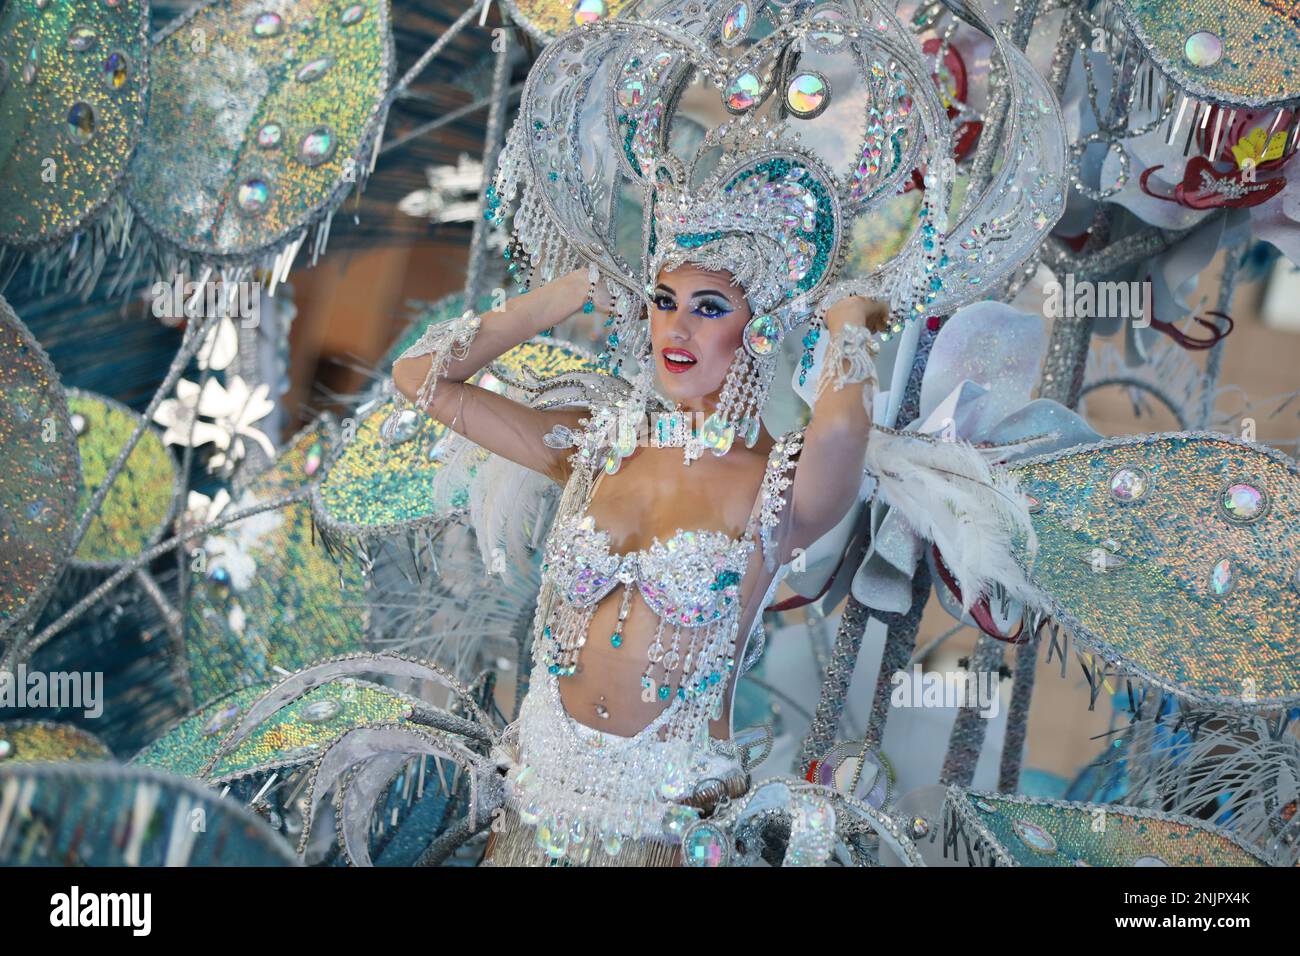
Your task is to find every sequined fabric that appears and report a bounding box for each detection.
[0,720,111,764]
[1012,432,1299,710]
[945,787,1270,866]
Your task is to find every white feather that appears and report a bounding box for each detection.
[864,428,1041,612]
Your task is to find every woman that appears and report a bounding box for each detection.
[392,262,888,865]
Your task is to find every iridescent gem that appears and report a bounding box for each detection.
[657,765,688,799]
[743,313,781,357]
[682,823,726,866]
[617,77,646,109]
[202,704,240,737]
[1026,494,1042,514]
[1013,819,1057,854]
[253,12,284,38]
[340,4,366,25]
[1183,31,1222,68]
[67,102,96,143]
[785,72,829,118]
[67,25,99,53]
[572,0,607,26]
[720,2,749,45]
[1108,466,1148,502]
[295,57,333,83]
[724,72,762,112]
[302,698,341,722]
[699,411,735,455]
[22,46,39,85]
[535,817,568,858]
[102,51,128,90]
[974,798,996,812]
[0,739,11,760]
[235,177,271,216]
[1209,558,1235,596]
[256,122,283,149]
[1220,482,1267,523]
[909,816,929,838]
[601,828,623,855]
[380,408,419,444]
[518,801,541,825]
[298,126,337,166]
[661,803,698,839]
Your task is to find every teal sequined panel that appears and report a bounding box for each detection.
[0,762,297,865]
[0,0,149,246]
[1012,433,1298,710]
[131,684,270,776]
[1114,0,1300,107]
[0,295,80,634]
[127,0,391,260]
[185,423,367,706]
[0,720,111,764]
[946,787,1269,866]
[204,679,415,781]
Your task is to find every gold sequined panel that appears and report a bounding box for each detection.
[127,0,391,259]
[0,720,112,764]
[1013,434,1299,709]
[501,0,639,43]
[0,296,80,632]
[949,788,1268,866]
[489,336,600,389]
[132,684,270,776]
[67,391,178,568]
[0,0,149,246]
[1115,0,1300,106]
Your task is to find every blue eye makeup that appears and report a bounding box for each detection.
[692,295,733,318]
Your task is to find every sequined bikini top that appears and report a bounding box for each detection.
[544,507,757,629]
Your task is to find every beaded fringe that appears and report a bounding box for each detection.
[483,804,682,868]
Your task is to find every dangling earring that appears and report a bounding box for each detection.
[700,346,776,455]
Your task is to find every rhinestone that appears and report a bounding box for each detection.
[1220,482,1267,523]
[809,7,848,49]
[301,698,341,722]
[909,816,929,838]
[298,126,337,165]
[0,739,11,760]
[573,0,607,26]
[235,177,271,215]
[743,313,781,357]
[1133,855,1169,866]
[67,102,96,143]
[1209,558,1235,596]
[1025,494,1042,514]
[202,704,240,737]
[256,122,283,149]
[1183,31,1222,68]
[724,72,762,111]
[69,412,87,435]
[682,823,727,866]
[617,76,646,109]
[785,72,828,117]
[720,2,749,44]
[536,817,568,858]
[340,4,366,25]
[1013,819,1057,853]
[295,57,333,83]
[21,45,38,85]
[253,12,284,37]
[380,408,420,444]
[595,702,609,719]
[1108,466,1148,502]
[102,51,128,90]
[661,803,698,838]
[67,25,99,53]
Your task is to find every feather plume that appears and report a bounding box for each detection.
[864,427,1042,612]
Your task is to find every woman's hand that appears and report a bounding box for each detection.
[824,295,890,334]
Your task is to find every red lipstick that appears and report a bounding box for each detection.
[661,348,698,374]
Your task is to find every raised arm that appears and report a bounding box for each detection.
[391,270,607,484]
[783,296,889,554]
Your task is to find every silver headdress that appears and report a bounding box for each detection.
[489,0,1067,446]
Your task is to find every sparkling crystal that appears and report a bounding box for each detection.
[296,57,333,83]
[809,7,848,49]
[1013,819,1057,853]
[340,4,366,25]
[380,408,419,444]
[720,2,749,43]
[699,411,735,455]
[298,126,337,166]
[1221,482,1266,522]
[1209,558,1235,596]
[682,824,726,866]
[67,102,96,143]
[67,25,99,53]
[724,72,762,111]
[102,51,128,90]
[301,698,341,722]
[253,12,284,38]
[1183,31,1222,68]
[785,72,828,117]
[236,177,270,215]
[617,77,646,109]
[256,122,283,149]
[1108,467,1147,502]
[743,313,781,357]
[536,817,568,858]
[572,0,607,26]
[0,739,10,760]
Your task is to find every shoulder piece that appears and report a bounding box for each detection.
[758,427,806,572]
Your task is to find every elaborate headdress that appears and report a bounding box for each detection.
[488,0,1067,449]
